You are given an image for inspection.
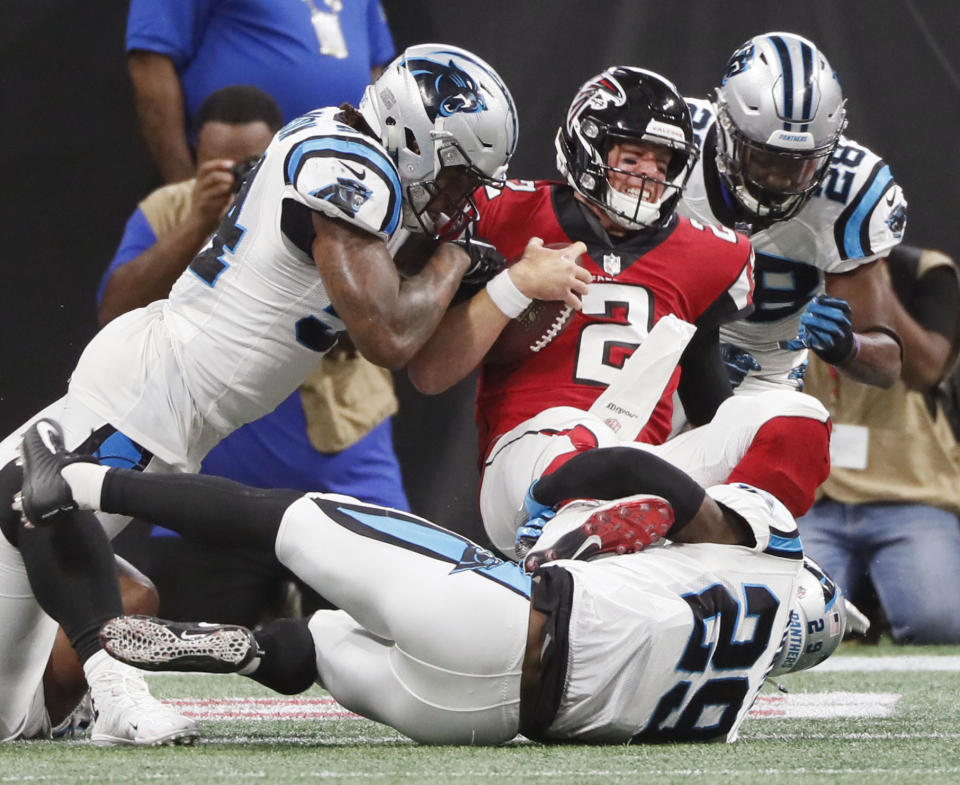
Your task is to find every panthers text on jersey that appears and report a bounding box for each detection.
[473,180,754,457]
[68,107,407,469]
[680,97,907,389]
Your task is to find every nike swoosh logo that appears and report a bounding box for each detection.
[178,630,213,641]
[570,534,602,560]
[342,162,367,180]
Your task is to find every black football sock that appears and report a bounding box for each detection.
[531,446,705,533]
[0,459,22,547]
[18,509,122,663]
[100,470,300,549]
[248,617,318,694]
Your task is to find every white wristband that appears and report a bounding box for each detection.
[485,269,532,318]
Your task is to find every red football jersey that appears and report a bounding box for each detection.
[474,180,754,457]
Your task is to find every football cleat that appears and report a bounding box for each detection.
[51,691,94,740]
[84,650,198,747]
[523,494,674,572]
[101,615,263,675]
[17,418,94,525]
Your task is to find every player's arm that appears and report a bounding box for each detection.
[312,213,475,369]
[529,446,754,547]
[824,260,903,387]
[887,247,960,390]
[99,162,237,325]
[676,255,751,425]
[127,50,194,183]
[406,239,590,393]
[677,324,732,426]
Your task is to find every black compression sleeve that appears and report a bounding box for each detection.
[249,617,318,694]
[531,446,705,529]
[100,470,301,549]
[18,509,122,662]
[678,325,732,426]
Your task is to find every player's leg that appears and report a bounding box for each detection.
[522,446,768,570]
[0,513,59,741]
[307,605,525,744]
[43,556,159,731]
[95,493,532,743]
[12,415,196,745]
[0,403,88,741]
[25,417,531,742]
[654,389,831,517]
[479,406,623,554]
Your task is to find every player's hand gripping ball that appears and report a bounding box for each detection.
[484,242,589,365]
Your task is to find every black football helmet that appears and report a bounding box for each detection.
[556,66,699,230]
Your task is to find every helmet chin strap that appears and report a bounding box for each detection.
[603,184,667,230]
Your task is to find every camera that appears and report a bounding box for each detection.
[231,155,261,193]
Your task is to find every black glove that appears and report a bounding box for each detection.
[452,235,507,303]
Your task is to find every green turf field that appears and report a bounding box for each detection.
[4,641,959,785]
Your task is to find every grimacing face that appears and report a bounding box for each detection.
[605,141,673,203]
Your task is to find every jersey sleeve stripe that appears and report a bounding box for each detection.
[311,497,533,598]
[833,161,893,260]
[285,136,403,236]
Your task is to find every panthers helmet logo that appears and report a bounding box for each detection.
[722,42,754,83]
[406,57,488,120]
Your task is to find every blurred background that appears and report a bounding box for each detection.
[1,0,958,537]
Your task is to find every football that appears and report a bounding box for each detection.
[484,244,586,366]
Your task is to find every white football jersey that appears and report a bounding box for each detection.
[545,483,801,743]
[69,108,407,468]
[679,98,907,389]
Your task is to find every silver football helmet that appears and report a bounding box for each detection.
[769,556,851,676]
[714,32,847,224]
[556,66,699,230]
[359,43,518,239]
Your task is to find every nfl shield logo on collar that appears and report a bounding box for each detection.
[603,253,621,275]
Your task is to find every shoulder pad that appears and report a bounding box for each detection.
[807,136,907,263]
[280,112,403,240]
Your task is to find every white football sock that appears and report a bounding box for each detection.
[61,463,110,510]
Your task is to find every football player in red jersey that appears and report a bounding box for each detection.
[408,67,832,558]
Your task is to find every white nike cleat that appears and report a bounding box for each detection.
[84,650,198,747]
[523,494,674,572]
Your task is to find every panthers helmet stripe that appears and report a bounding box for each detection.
[798,41,814,131]
[768,35,795,129]
[768,34,816,131]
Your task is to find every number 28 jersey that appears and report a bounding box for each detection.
[69,108,406,468]
[473,181,754,455]
[679,97,908,389]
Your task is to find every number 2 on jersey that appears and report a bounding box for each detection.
[574,283,652,386]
